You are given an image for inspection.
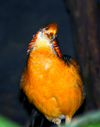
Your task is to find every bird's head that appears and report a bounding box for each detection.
[27,22,62,57]
[43,22,58,41]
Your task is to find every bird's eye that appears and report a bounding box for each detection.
[45,27,49,30]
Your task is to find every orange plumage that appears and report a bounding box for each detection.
[20,22,85,126]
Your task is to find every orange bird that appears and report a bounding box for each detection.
[20,22,85,127]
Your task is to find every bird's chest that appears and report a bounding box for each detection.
[23,50,82,118]
[26,51,65,113]
[26,50,70,97]
[29,51,52,73]
[27,50,61,86]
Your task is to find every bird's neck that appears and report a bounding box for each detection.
[29,35,57,56]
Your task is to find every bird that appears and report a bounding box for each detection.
[20,22,85,127]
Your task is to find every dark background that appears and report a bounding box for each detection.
[0,0,100,126]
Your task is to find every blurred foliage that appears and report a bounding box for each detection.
[0,115,22,127]
[0,110,100,127]
[51,110,100,127]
